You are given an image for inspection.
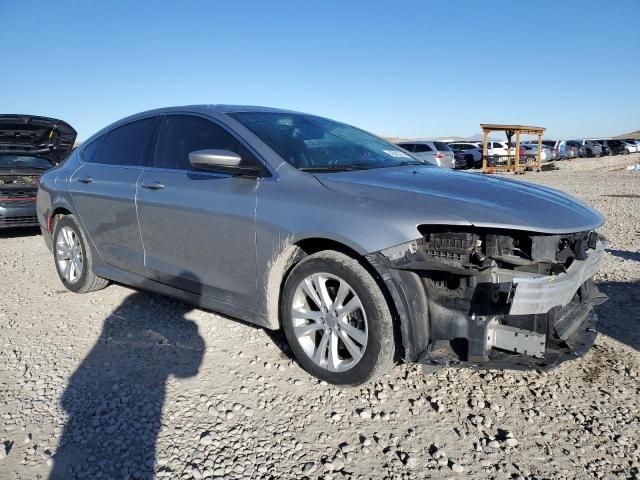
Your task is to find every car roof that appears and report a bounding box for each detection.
[121,104,304,120]
[80,105,311,145]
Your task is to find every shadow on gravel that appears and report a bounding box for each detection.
[608,249,640,262]
[595,279,640,352]
[50,278,205,480]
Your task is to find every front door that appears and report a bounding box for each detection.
[70,117,156,275]
[136,114,260,310]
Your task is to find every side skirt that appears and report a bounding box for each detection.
[93,264,272,329]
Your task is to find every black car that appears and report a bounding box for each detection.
[592,140,611,156]
[606,139,625,155]
[0,115,76,229]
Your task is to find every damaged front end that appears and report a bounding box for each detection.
[367,226,608,369]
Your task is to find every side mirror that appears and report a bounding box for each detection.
[188,149,262,177]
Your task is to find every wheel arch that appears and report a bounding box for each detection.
[48,205,74,232]
[264,235,407,361]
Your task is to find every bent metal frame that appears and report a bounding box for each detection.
[480,124,546,174]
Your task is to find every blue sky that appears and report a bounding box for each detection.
[1,0,638,141]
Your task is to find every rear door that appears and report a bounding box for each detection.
[136,114,260,310]
[413,143,437,165]
[70,117,156,275]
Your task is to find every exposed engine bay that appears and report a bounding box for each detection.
[369,226,607,368]
[0,175,39,185]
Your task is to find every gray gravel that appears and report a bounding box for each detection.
[1,154,639,479]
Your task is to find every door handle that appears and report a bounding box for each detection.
[77,176,93,184]
[141,181,165,190]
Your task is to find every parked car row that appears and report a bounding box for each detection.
[398,137,640,169]
[524,139,639,159]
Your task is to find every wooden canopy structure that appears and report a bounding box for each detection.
[480,124,546,173]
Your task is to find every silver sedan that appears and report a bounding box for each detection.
[37,105,606,385]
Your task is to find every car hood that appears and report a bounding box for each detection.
[0,114,76,164]
[315,166,604,234]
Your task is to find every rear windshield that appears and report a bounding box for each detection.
[433,142,452,152]
[0,155,53,170]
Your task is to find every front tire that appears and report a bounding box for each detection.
[281,250,395,385]
[53,215,108,293]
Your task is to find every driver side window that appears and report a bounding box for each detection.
[154,115,258,171]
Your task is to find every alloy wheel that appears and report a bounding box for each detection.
[56,226,84,284]
[291,273,368,372]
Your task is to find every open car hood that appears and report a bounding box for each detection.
[0,114,77,164]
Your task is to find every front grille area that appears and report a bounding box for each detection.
[0,190,36,199]
[0,190,36,206]
[0,215,38,226]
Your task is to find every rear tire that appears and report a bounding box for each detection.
[464,154,474,169]
[53,215,109,293]
[281,250,395,385]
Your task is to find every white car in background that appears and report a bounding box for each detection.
[448,142,483,168]
[622,140,639,154]
[486,140,515,157]
[396,141,455,168]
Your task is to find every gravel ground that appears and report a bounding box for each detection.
[1,154,639,480]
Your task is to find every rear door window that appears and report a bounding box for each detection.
[398,143,415,152]
[154,115,256,171]
[414,144,433,153]
[82,136,105,163]
[98,118,155,166]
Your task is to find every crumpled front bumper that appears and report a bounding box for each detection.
[368,239,608,369]
[497,241,606,315]
[422,309,599,372]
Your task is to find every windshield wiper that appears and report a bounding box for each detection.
[396,160,425,166]
[299,164,370,172]
[367,160,425,169]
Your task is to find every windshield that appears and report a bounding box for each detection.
[0,155,53,170]
[229,112,424,171]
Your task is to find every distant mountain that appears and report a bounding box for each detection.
[614,130,640,139]
[383,133,499,143]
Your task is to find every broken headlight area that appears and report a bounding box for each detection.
[373,226,607,368]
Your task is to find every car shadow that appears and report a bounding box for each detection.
[50,273,295,479]
[607,249,640,263]
[50,276,206,480]
[595,279,640,352]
